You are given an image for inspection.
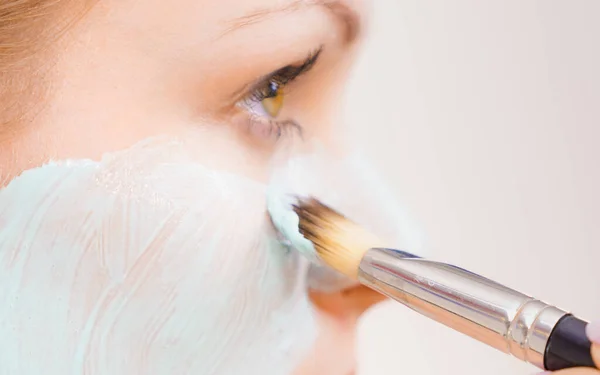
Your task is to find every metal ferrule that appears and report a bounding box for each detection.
[357,248,568,369]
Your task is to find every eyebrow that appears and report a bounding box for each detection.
[221,0,361,43]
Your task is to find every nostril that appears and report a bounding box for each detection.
[309,288,349,318]
[340,284,387,316]
[309,284,386,320]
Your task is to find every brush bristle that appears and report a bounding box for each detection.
[292,198,385,279]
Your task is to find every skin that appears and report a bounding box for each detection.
[0,0,597,373]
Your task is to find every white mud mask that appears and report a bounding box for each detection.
[0,136,317,375]
[0,134,422,375]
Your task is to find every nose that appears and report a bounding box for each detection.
[309,284,386,321]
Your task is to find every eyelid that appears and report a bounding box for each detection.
[230,46,324,105]
[251,46,323,90]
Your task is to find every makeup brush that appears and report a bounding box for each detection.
[293,197,597,372]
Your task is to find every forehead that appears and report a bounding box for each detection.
[89,0,360,45]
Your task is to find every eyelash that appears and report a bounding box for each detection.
[239,47,322,141]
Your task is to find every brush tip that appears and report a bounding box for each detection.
[293,197,384,279]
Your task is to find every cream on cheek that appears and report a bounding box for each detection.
[0,136,317,375]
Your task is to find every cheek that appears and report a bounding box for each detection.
[0,137,318,374]
[1,121,273,187]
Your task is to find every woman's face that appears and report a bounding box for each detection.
[0,0,418,374]
[0,0,363,183]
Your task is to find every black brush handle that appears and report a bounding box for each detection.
[544,315,597,371]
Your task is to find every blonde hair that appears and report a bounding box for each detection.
[0,0,91,130]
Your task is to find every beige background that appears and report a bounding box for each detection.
[346,1,600,374]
